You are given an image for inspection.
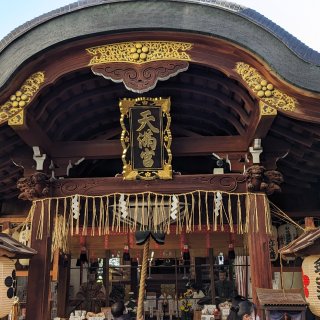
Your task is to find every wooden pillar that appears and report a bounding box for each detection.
[247,194,272,306]
[26,199,53,320]
[104,250,110,307]
[209,248,216,305]
[57,254,71,318]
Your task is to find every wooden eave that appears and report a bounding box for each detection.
[0,232,37,258]
[278,227,320,258]
[256,288,307,306]
[0,32,320,209]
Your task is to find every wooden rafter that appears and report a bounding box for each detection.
[10,115,53,154]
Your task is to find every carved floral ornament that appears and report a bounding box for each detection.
[87,41,193,93]
[87,41,192,65]
[0,72,45,126]
[235,62,297,112]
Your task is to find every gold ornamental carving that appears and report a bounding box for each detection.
[259,101,277,116]
[87,41,192,65]
[119,97,172,180]
[235,62,296,112]
[0,72,45,126]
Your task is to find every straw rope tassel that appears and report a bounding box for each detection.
[99,197,103,236]
[70,198,74,237]
[237,195,243,234]
[160,195,165,233]
[167,195,172,234]
[126,195,131,233]
[219,198,224,232]
[190,193,195,232]
[83,197,88,236]
[105,196,110,235]
[205,192,210,231]
[76,197,80,235]
[28,201,36,244]
[47,198,51,235]
[264,194,271,234]
[63,198,67,237]
[117,195,121,232]
[36,200,45,240]
[92,198,96,236]
[137,237,150,320]
[228,194,234,233]
[154,194,158,233]
[244,195,250,233]
[183,194,188,233]
[147,193,151,231]
[112,195,116,232]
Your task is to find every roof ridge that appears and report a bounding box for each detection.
[0,0,319,65]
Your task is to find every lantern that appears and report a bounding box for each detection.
[0,257,16,318]
[301,255,320,316]
[278,224,297,261]
[269,225,278,261]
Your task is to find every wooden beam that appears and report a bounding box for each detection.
[172,125,203,137]
[11,116,53,153]
[246,101,277,148]
[284,211,320,218]
[0,216,27,223]
[52,173,247,196]
[50,136,247,159]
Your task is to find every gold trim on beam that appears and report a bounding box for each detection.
[87,41,192,65]
[235,62,297,112]
[259,101,277,116]
[0,72,45,126]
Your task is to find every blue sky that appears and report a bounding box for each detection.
[0,0,319,52]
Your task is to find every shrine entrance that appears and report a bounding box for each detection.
[1,1,320,320]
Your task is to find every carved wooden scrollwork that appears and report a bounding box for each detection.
[245,165,283,195]
[53,174,247,197]
[17,172,50,200]
[91,61,189,93]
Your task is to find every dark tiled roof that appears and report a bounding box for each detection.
[239,8,320,65]
[0,0,319,66]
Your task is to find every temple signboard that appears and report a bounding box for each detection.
[119,97,172,180]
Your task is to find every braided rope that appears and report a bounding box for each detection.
[137,237,150,320]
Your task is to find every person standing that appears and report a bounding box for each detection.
[214,270,236,302]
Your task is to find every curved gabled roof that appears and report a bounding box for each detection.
[0,0,319,92]
[0,0,320,212]
[2,0,319,65]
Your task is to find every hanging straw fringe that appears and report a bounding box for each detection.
[27,192,273,247]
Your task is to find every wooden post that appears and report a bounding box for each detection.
[57,254,71,318]
[209,248,216,305]
[26,199,53,320]
[104,250,110,307]
[247,194,272,307]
